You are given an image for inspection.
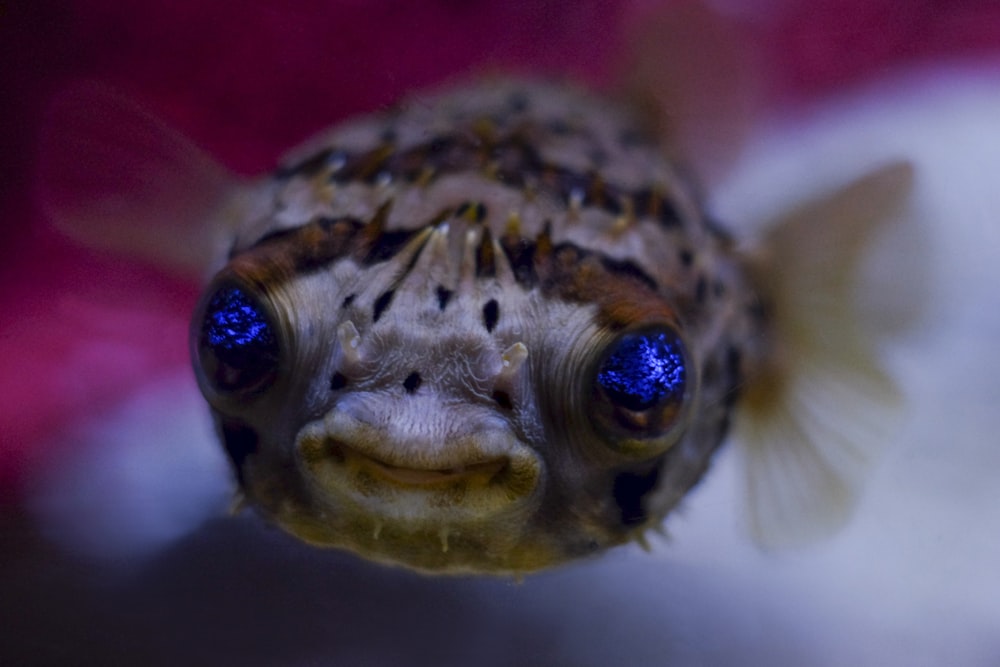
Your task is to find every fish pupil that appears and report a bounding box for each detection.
[200,286,279,391]
[597,332,685,411]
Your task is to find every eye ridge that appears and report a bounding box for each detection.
[597,331,686,412]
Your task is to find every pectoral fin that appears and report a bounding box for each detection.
[37,82,246,276]
[738,162,917,547]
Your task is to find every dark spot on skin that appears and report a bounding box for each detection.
[330,372,348,391]
[221,420,259,487]
[373,290,395,323]
[482,299,499,333]
[588,147,609,167]
[599,256,659,292]
[492,390,513,410]
[362,229,420,266]
[475,228,497,278]
[403,371,422,393]
[551,169,589,206]
[633,189,680,227]
[613,465,661,527]
[315,217,339,232]
[491,139,544,188]
[341,294,356,308]
[427,136,451,154]
[586,175,608,209]
[547,117,572,135]
[603,192,624,216]
[499,235,538,287]
[656,198,681,227]
[747,298,768,325]
[678,249,694,267]
[701,356,720,387]
[618,127,647,148]
[435,285,453,311]
[695,276,708,305]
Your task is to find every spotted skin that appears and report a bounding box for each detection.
[191,79,763,575]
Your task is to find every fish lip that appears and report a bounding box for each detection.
[294,421,543,517]
[324,439,510,488]
[288,423,549,573]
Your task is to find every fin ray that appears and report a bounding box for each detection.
[738,162,915,547]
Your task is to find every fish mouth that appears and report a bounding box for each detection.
[295,425,543,524]
[287,416,546,572]
[324,440,510,488]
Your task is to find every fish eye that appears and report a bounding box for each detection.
[590,326,689,452]
[195,284,280,394]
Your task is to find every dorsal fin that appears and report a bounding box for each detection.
[617,1,764,184]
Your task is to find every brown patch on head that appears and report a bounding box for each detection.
[535,240,677,330]
[227,216,365,288]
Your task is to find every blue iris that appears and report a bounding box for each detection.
[597,331,686,411]
[199,285,278,390]
[205,287,274,352]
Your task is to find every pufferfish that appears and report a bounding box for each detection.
[39,77,912,575]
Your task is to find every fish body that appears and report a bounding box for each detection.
[39,77,912,575]
[190,80,759,573]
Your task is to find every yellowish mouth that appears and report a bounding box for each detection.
[329,441,509,488]
[296,430,541,521]
[283,426,553,573]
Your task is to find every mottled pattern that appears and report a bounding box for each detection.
[191,80,762,574]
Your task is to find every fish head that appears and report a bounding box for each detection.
[191,210,701,575]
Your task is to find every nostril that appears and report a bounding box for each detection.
[330,372,348,391]
[402,371,422,393]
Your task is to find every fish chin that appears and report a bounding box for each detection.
[282,418,553,574]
